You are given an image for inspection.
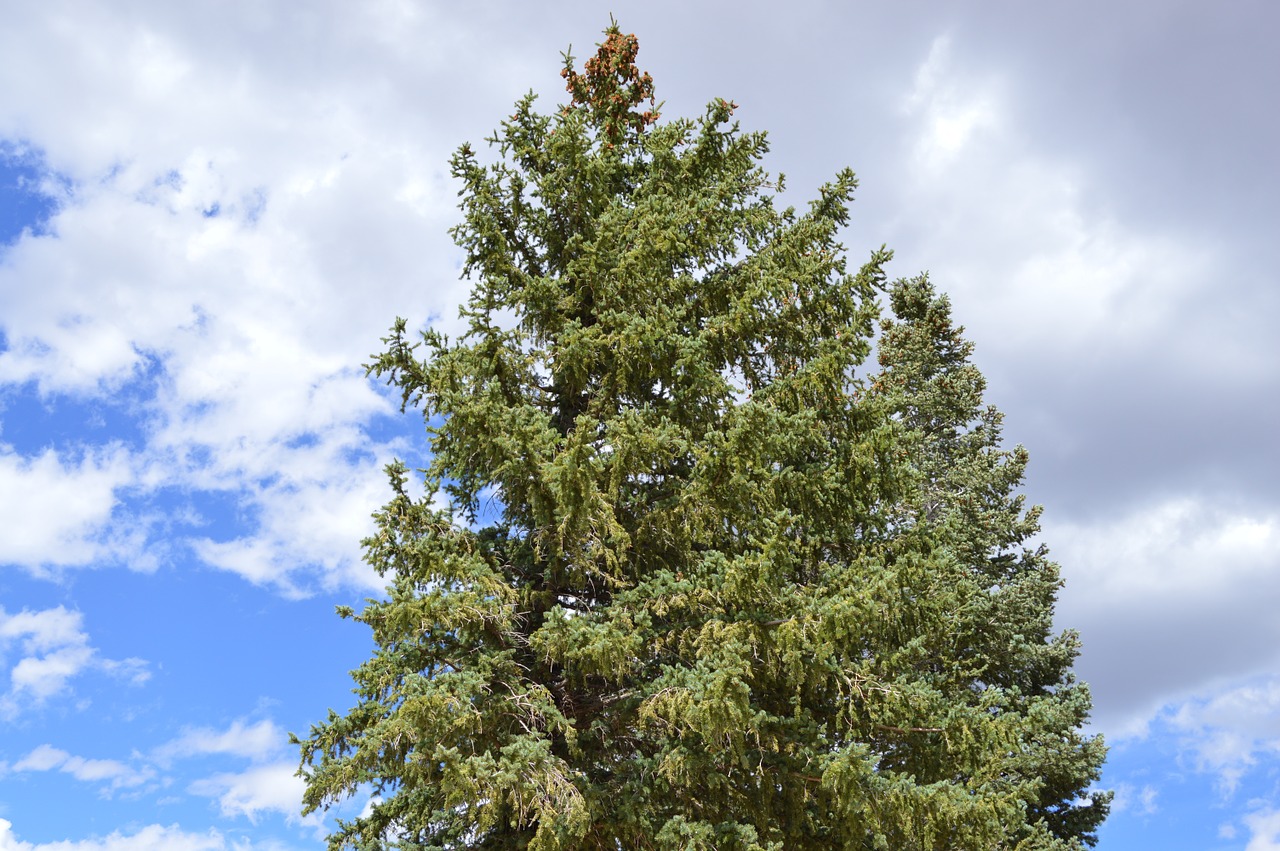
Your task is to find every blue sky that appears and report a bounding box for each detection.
[1,2,1278,848]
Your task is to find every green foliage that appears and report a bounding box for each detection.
[296,23,1108,850]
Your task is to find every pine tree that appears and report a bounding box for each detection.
[871,276,1110,847]
[296,25,1108,850]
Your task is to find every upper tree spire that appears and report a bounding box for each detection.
[561,21,659,143]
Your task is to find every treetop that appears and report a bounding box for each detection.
[561,21,660,144]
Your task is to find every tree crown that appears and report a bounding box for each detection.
[296,24,1108,851]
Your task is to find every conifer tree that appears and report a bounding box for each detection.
[871,277,1110,847]
[296,24,1108,850]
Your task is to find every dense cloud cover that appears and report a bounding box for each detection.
[0,2,1275,847]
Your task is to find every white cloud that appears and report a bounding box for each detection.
[0,818,256,851]
[187,439,398,594]
[1053,499,1280,600]
[1110,782,1159,817]
[1246,809,1280,851]
[12,743,67,772]
[1040,494,1280,738]
[8,646,96,701]
[154,718,285,766]
[0,446,135,571]
[0,605,83,650]
[99,656,152,686]
[11,744,154,792]
[0,0,497,593]
[903,37,1002,171]
[0,605,150,715]
[1167,678,1280,795]
[188,762,312,826]
[9,715,304,815]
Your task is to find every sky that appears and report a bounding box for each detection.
[0,1,1276,847]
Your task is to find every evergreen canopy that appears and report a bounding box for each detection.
[297,24,1109,850]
